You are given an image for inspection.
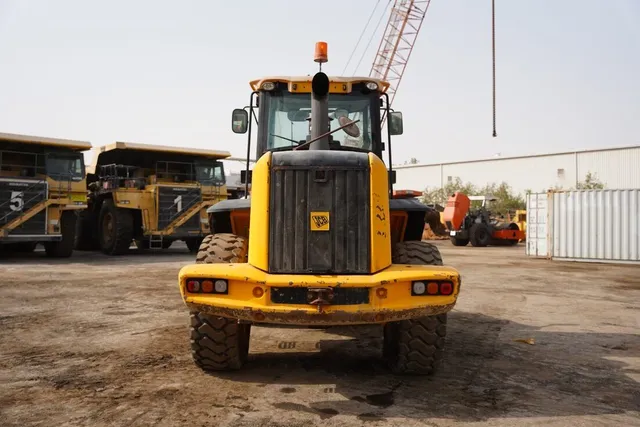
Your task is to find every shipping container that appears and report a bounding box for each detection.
[526,189,640,264]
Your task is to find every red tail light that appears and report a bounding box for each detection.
[440,281,453,295]
[187,280,200,292]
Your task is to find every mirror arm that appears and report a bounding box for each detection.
[383,92,393,197]
[244,91,258,198]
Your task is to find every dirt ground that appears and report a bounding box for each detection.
[0,242,638,427]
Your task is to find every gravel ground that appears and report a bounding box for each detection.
[0,241,638,427]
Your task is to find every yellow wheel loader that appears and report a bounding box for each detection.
[75,142,231,255]
[0,132,91,257]
[178,43,462,375]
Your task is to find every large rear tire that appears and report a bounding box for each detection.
[98,200,133,255]
[44,211,76,258]
[385,240,448,375]
[469,223,491,247]
[185,237,203,253]
[449,236,469,246]
[190,233,250,372]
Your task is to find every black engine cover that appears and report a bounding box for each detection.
[268,151,371,275]
[0,178,47,235]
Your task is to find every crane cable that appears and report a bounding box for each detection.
[354,1,392,76]
[492,0,497,137]
[342,0,382,76]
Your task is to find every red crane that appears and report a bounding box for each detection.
[369,0,432,116]
[364,0,498,136]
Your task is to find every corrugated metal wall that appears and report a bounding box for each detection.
[394,146,640,195]
[526,189,640,264]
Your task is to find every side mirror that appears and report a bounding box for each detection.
[232,109,248,134]
[388,111,404,135]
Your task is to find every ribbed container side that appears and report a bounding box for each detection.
[551,189,640,262]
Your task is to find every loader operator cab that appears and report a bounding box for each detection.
[230,77,405,162]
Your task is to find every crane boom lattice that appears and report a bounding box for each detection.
[370,0,431,114]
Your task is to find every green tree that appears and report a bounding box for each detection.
[576,171,605,190]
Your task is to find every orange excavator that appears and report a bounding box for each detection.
[442,192,525,247]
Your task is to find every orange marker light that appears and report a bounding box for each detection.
[201,280,214,293]
[427,282,439,295]
[314,41,328,63]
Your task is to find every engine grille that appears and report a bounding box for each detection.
[0,178,48,235]
[157,186,201,230]
[268,151,371,274]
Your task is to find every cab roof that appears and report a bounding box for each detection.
[249,76,390,93]
[97,141,231,159]
[0,131,92,151]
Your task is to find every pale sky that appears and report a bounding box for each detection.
[1,0,638,173]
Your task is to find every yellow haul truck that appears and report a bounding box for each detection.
[0,132,91,257]
[75,142,231,255]
[178,43,462,375]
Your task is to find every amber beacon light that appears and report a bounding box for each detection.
[314,41,328,63]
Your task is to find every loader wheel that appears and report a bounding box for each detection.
[44,211,76,258]
[190,312,251,372]
[469,223,491,247]
[449,236,469,246]
[98,200,134,255]
[385,240,447,375]
[190,233,250,372]
[195,233,248,264]
[383,314,448,375]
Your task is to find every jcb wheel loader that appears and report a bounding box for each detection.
[178,42,462,375]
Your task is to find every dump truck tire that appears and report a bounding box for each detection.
[469,223,491,247]
[186,237,203,253]
[44,211,76,258]
[190,233,250,371]
[385,240,447,375]
[449,236,469,246]
[75,210,99,251]
[98,200,133,255]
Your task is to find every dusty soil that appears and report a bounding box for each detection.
[0,242,638,427]
[422,224,449,240]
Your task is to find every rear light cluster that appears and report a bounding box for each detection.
[186,279,229,294]
[411,280,454,296]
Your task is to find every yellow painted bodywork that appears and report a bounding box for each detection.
[95,141,230,159]
[250,76,390,94]
[0,177,88,238]
[179,150,463,325]
[179,263,461,326]
[247,152,271,271]
[109,183,225,236]
[369,153,392,273]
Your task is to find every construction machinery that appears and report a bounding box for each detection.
[0,132,91,257]
[178,42,462,375]
[443,192,525,247]
[75,141,231,255]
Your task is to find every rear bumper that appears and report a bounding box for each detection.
[178,263,461,326]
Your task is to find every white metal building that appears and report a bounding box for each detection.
[394,144,640,195]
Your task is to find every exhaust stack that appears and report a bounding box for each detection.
[309,71,330,151]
